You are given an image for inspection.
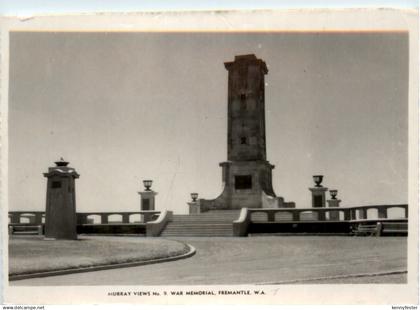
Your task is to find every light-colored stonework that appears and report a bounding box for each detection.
[138,186,158,222]
[327,198,342,221]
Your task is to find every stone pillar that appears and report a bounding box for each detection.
[378,207,388,219]
[10,213,20,224]
[292,211,300,221]
[344,210,351,221]
[188,201,201,214]
[139,187,158,222]
[35,213,43,224]
[327,199,341,221]
[101,214,109,224]
[138,190,157,211]
[76,214,86,225]
[359,208,367,220]
[309,175,328,209]
[43,158,79,240]
[122,214,130,224]
[267,211,275,222]
[309,186,328,208]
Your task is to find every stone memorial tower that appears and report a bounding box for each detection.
[44,158,79,240]
[197,55,294,211]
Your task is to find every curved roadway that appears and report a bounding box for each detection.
[13,236,407,286]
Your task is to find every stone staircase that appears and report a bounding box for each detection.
[160,210,241,237]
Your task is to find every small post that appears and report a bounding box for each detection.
[122,214,130,224]
[10,213,20,224]
[344,209,351,221]
[76,213,87,225]
[376,222,383,236]
[188,192,201,214]
[35,213,43,225]
[359,208,367,220]
[292,211,300,221]
[268,211,275,222]
[327,189,341,221]
[378,207,387,219]
[101,214,109,224]
[350,209,357,220]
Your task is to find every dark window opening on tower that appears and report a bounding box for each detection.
[235,175,252,190]
[240,137,247,144]
[240,93,247,110]
[52,181,61,189]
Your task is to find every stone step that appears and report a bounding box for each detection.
[165,224,232,227]
[161,221,233,236]
[12,231,40,235]
[163,225,232,230]
[160,210,240,236]
[163,227,232,230]
[173,215,237,218]
[172,219,236,222]
[161,234,233,237]
[173,214,239,218]
[163,234,232,236]
[162,228,232,234]
[170,221,235,225]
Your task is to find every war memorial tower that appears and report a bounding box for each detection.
[196,55,294,212]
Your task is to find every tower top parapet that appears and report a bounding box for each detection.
[44,159,79,177]
[224,54,268,74]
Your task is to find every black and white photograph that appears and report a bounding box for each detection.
[2,8,418,306]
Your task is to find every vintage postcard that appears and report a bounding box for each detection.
[1,8,418,306]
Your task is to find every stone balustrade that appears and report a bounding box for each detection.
[8,211,45,225]
[146,210,173,237]
[8,205,407,226]
[9,204,407,237]
[232,204,408,236]
[8,211,161,225]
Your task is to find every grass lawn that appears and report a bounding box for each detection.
[9,235,190,276]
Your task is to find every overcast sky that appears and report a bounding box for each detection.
[9,32,408,214]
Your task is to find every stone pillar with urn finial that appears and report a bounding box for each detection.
[138,180,157,222]
[308,175,328,220]
[188,193,201,214]
[327,189,341,221]
[309,175,328,208]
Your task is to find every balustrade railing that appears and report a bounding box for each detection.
[233,204,408,236]
[8,211,161,225]
[247,204,407,222]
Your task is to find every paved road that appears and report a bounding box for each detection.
[12,236,407,286]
